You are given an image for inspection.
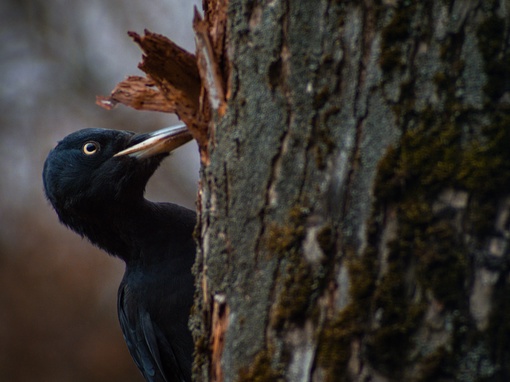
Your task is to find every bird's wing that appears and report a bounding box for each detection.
[118,284,189,382]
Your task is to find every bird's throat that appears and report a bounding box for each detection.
[64,200,154,264]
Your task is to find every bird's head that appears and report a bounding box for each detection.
[43,125,192,223]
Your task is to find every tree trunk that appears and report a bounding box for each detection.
[192,1,510,381]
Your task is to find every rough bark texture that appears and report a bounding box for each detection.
[194,1,510,382]
[98,0,510,380]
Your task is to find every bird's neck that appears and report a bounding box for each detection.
[67,199,166,264]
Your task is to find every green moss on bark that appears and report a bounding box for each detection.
[265,206,328,329]
[270,248,316,329]
[316,225,379,379]
[477,15,510,100]
[237,346,284,382]
[366,6,510,379]
[380,4,416,73]
[316,252,377,381]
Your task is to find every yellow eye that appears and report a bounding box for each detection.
[83,141,100,155]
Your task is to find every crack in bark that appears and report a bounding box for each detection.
[254,0,292,261]
[223,161,230,218]
[340,5,370,230]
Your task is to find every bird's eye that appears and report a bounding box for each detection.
[83,141,100,155]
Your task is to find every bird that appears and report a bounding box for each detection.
[42,125,196,382]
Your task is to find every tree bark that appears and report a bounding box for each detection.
[193,1,510,381]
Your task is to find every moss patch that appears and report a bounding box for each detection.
[380,4,416,73]
[265,206,308,256]
[237,346,284,382]
[477,15,510,100]
[316,233,379,379]
[364,211,427,375]
[363,7,510,379]
[315,307,359,382]
[458,113,510,195]
[415,220,467,308]
[265,206,327,329]
[270,247,316,329]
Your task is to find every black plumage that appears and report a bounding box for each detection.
[42,125,196,382]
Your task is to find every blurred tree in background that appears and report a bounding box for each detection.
[0,1,199,380]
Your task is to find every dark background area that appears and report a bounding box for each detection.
[0,1,200,380]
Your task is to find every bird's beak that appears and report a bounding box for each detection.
[114,124,192,159]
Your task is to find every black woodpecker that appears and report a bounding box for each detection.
[43,125,196,382]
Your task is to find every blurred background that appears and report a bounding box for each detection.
[0,1,200,381]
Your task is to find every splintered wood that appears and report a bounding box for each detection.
[195,0,229,118]
[97,30,208,149]
[96,76,177,113]
[97,2,229,164]
[194,9,226,117]
[210,294,229,382]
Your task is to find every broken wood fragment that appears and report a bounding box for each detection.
[129,30,201,109]
[128,30,209,151]
[97,5,229,166]
[210,294,229,382]
[96,76,177,113]
[193,8,226,117]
